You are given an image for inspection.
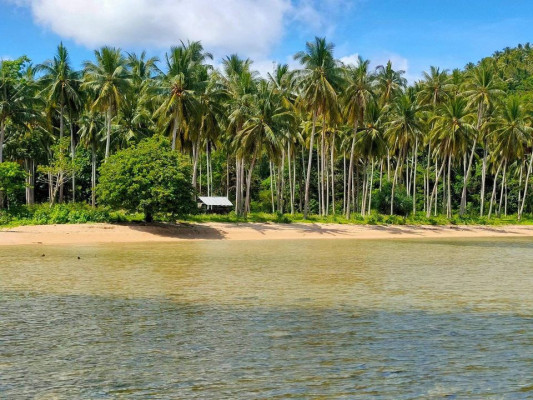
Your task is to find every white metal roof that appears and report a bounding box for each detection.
[198,196,233,206]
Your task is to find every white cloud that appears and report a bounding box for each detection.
[369,52,420,83]
[9,0,293,56]
[339,53,360,66]
[371,52,409,72]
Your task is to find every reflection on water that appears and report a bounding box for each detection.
[1,238,532,398]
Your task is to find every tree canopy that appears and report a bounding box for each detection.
[3,40,533,221]
[97,136,195,221]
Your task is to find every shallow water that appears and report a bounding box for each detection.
[1,238,532,398]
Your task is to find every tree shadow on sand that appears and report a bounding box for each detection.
[124,222,226,240]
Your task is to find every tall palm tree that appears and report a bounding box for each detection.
[342,56,374,217]
[222,54,258,215]
[430,97,474,217]
[356,100,387,215]
[294,37,341,218]
[463,64,504,215]
[37,43,81,142]
[491,97,532,219]
[375,61,406,105]
[78,108,104,207]
[0,57,35,164]
[37,43,82,202]
[235,80,292,215]
[82,46,130,160]
[154,42,211,151]
[386,90,422,214]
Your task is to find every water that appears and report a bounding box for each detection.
[1,238,532,398]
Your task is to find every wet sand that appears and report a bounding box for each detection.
[2,222,533,246]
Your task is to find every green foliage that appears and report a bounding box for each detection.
[0,162,27,207]
[372,182,412,216]
[0,203,135,227]
[97,136,196,221]
[0,162,26,194]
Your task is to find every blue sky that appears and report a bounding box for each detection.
[1,0,532,81]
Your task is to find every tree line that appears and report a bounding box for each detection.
[2,38,533,220]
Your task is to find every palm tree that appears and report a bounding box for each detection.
[430,97,474,217]
[375,61,406,105]
[154,42,211,151]
[235,80,292,215]
[342,56,374,217]
[294,37,341,218]
[37,43,82,202]
[356,100,387,215]
[222,54,257,215]
[386,90,422,214]
[418,66,451,107]
[463,64,504,215]
[78,108,104,207]
[0,57,35,164]
[82,46,130,160]
[37,43,81,142]
[491,97,532,218]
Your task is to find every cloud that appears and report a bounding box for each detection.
[369,52,421,83]
[9,0,293,56]
[339,53,360,66]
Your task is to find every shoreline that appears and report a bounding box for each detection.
[2,222,533,246]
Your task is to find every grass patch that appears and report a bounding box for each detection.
[3,204,533,228]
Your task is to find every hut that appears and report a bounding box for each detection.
[198,196,233,214]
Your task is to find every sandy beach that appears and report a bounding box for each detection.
[2,222,533,246]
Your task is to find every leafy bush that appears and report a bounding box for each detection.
[98,136,196,222]
[372,183,412,216]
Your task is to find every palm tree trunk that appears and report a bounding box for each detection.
[105,106,112,160]
[519,154,532,219]
[235,158,240,215]
[226,156,230,198]
[288,143,294,215]
[293,152,296,213]
[192,141,200,190]
[91,142,97,207]
[270,161,275,213]
[343,153,346,213]
[325,145,329,215]
[426,143,431,212]
[280,149,286,213]
[0,121,5,207]
[390,152,402,215]
[447,154,452,218]
[330,136,335,215]
[0,120,5,163]
[361,162,367,217]
[488,161,503,219]
[171,112,179,151]
[345,119,358,218]
[460,138,477,215]
[244,152,257,216]
[70,112,76,203]
[206,142,210,201]
[498,161,507,217]
[480,139,488,216]
[304,111,317,219]
[59,104,65,203]
[368,159,374,215]
[317,147,321,215]
[412,138,418,214]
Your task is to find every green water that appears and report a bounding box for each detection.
[1,238,532,398]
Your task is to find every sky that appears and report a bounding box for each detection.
[1,0,533,82]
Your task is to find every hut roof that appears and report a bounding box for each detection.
[198,196,233,207]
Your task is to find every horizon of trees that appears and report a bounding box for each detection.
[2,39,533,220]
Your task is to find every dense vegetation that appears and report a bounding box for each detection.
[2,39,533,224]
